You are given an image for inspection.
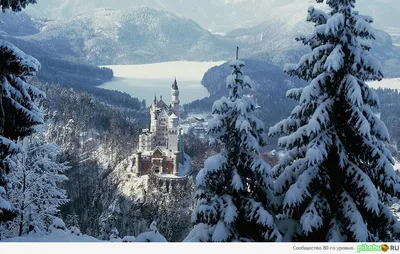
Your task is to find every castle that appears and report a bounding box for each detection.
[133,78,185,176]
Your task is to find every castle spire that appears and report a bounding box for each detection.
[171,77,180,118]
[154,93,157,105]
[172,77,178,90]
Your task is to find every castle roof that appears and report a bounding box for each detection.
[169,113,178,119]
[159,108,169,120]
[156,98,169,110]
[172,78,178,90]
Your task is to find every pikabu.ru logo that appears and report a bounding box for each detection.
[357,243,397,252]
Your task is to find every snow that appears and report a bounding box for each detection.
[2,230,101,242]
[325,13,344,37]
[197,154,227,185]
[231,170,244,190]
[0,186,12,213]
[229,60,245,68]
[324,45,344,72]
[0,40,41,74]
[247,199,274,227]
[179,153,192,176]
[341,192,369,242]
[149,221,157,231]
[122,236,136,242]
[99,61,225,105]
[211,221,229,242]
[49,218,66,230]
[395,160,400,172]
[300,199,323,235]
[169,113,178,119]
[69,226,81,236]
[367,78,400,91]
[183,223,213,242]
[135,231,168,242]
[344,75,362,107]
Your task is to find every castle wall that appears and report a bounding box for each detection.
[162,160,174,174]
[140,159,152,175]
[168,130,179,152]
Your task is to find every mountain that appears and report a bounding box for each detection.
[22,7,238,65]
[185,58,306,142]
[0,11,45,36]
[226,0,400,78]
[24,0,400,34]
[25,0,293,33]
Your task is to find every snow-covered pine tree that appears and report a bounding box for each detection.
[109,227,122,242]
[269,0,400,242]
[135,221,168,242]
[185,55,281,242]
[3,133,69,237]
[0,0,42,222]
[0,0,37,11]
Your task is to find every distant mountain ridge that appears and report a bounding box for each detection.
[21,7,237,65]
[24,0,400,35]
[226,0,400,78]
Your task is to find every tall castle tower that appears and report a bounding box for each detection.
[171,78,180,118]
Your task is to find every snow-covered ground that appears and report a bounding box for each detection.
[395,159,400,172]
[2,230,101,242]
[99,61,225,105]
[367,78,400,91]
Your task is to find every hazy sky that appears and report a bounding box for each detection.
[25,0,400,33]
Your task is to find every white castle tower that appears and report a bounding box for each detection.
[171,78,180,118]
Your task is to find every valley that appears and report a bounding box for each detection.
[99,61,224,105]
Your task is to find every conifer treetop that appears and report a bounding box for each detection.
[269,0,400,242]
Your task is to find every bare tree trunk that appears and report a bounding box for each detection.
[0,78,5,136]
[18,169,27,236]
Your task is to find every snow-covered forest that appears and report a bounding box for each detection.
[1,0,400,244]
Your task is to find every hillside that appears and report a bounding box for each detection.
[226,0,400,77]
[25,0,400,34]
[25,0,292,33]
[23,7,237,65]
[190,60,400,154]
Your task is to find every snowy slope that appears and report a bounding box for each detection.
[23,7,236,65]
[227,0,313,50]
[225,0,400,77]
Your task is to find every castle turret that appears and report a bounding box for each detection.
[134,151,142,177]
[171,78,180,118]
[173,151,180,176]
[150,94,158,133]
[168,113,179,129]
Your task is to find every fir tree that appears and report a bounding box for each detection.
[186,54,281,242]
[269,0,400,241]
[0,0,36,11]
[135,221,168,242]
[2,133,69,238]
[0,0,42,222]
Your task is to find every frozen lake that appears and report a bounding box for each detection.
[98,61,225,106]
[367,78,400,91]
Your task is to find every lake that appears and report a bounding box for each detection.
[98,61,225,106]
